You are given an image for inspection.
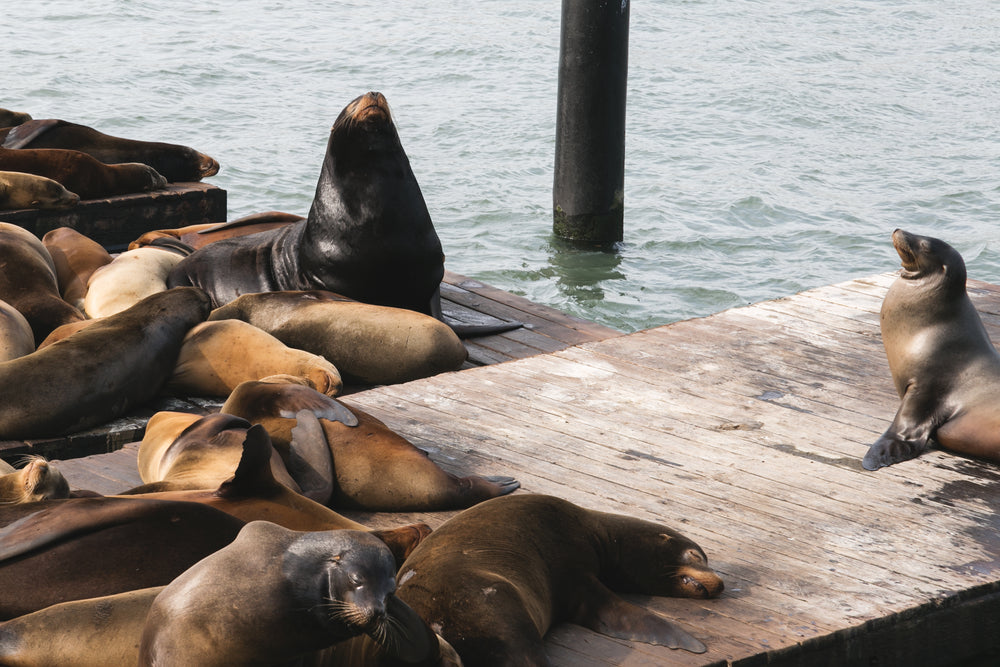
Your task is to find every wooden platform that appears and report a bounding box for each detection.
[46,272,1000,666]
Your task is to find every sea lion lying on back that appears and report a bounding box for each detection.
[1,119,219,182]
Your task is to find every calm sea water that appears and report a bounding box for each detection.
[4,1,1000,332]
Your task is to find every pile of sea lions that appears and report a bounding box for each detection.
[4,88,996,664]
[0,107,220,209]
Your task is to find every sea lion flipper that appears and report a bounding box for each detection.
[573,577,707,654]
[862,400,936,470]
[275,389,359,427]
[1,119,63,149]
[286,410,335,504]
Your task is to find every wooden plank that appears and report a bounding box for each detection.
[0,182,226,249]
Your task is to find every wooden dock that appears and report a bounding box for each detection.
[40,273,1000,666]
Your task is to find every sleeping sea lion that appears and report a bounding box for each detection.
[0,222,85,345]
[139,522,438,666]
[0,109,31,127]
[128,211,304,251]
[0,170,79,210]
[0,146,166,200]
[0,287,210,440]
[0,300,34,362]
[0,118,219,182]
[82,242,191,318]
[395,494,725,664]
[41,227,113,311]
[221,378,520,511]
[864,229,1000,469]
[0,456,70,504]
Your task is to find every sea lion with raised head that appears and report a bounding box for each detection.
[395,494,725,665]
[0,222,85,345]
[209,290,467,385]
[167,92,445,315]
[41,227,113,311]
[0,170,79,210]
[864,229,1000,470]
[0,456,70,504]
[222,378,520,511]
[164,319,343,398]
[139,521,438,666]
[1,118,219,182]
[0,287,210,440]
[0,146,166,200]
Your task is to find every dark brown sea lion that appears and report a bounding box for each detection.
[0,170,79,210]
[41,227,113,311]
[0,299,34,361]
[167,92,445,315]
[0,222,85,345]
[0,146,166,199]
[209,290,468,385]
[0,287,210,440]
[0,109,31,127]
[395,494,725,665]
[128,211,304,251]
[864,229,1000,470]
[164,319,343,398]
[221,378,520,511]
[0,496,245,620]
[139,521,438,666]
[0,118,219,182]
[0,456,70,503]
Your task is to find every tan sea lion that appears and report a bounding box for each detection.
[0,300,35,361]
[139,521,439,666]
[0,170,79,210]
[164,319,343,398]
[0,146,166,200]
[82,243,190,318]
[0,287,210,440]
[0,456,70,503]
[0,496,245,619]
[864,229,1000,470]
[128,211,304,251]
[209,290,468,385]
[0,118,219,182]
[222,379,520,511]
[41,227,113,311]
[0,222,85,345]
[395,494,726,664]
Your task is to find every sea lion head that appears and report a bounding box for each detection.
[607,522,725,599]
[26,174,80,209]
[328,91,402,164]
[0,456,71,503]
[891,228,967,289]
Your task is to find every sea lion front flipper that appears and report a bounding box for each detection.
[572,576,707,654]
[286,409,335,504]
[1,119,63,149]
[862,398,937,470]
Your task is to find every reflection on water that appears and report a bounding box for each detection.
[545,236,625,306]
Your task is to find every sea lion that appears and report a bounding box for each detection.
[395,494,725,665]
[167,92,445,314]
[0,170,79,210]
[864,229,1000,470]
[209,290,468,385]
[164,319,343,398]
[139,521,437,666]
[123,422,430,566]
[0,287,210,440]
[0,496,245,619]
[0,146,166,200]
[129,211,304,251]
[0,118,219,182]
[0,456,70,503]
[0,222,85,345]
[82,242,191,318]
[221,379,520,511]
[41,227,113,311]
[0,300,34,361]
[0,586,163,667]
[0,109,31,127]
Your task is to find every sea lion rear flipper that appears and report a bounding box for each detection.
[1,119,63,149]
[572,577,707,654]
[286,409,335,504]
